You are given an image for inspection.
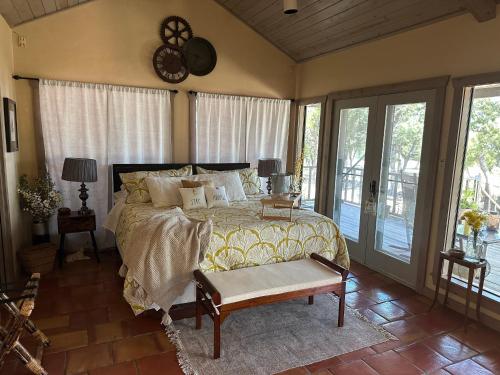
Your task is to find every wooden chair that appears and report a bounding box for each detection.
[0,273,50,375]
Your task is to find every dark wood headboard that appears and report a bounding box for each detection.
[112,163,250,192]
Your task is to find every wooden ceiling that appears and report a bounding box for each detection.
[0,0,89,27]
[1,0,497,62]
[215,0,498,62]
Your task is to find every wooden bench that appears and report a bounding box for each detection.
[193,253,349,359]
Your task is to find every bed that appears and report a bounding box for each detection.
[109,163,349,318]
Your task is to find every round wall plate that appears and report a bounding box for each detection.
[182,37,217,76]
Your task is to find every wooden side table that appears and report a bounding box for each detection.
[430,251,487,326]
[57,210,100,267]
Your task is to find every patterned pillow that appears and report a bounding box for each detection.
[196,166,261,195]
[179,187,207,210]
[120,165,192,203]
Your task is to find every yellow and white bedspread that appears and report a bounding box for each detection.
[115,196,349,314]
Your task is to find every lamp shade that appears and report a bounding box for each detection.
[61,158,97,182]
[258,158,282,177]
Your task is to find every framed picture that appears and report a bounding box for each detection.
[3,98,18,152]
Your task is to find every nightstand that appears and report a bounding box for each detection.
[57,210,100,267]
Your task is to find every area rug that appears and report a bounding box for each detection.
[167,294,395,375]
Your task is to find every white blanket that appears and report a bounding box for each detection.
[120,208,212,324]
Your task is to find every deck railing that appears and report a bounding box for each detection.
[340,167,418,217]
[462,177,500,212]
[300,165,420,218]
[301,165,317,202]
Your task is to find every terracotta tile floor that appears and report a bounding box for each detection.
[2,252,500,375]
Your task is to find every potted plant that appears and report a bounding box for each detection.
[18,172,62,242]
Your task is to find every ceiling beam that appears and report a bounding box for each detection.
[462,0,496,22]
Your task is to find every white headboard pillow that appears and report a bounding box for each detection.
[191,172,246,201]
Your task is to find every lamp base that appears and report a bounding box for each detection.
[78,206,91,216]
[78,182,90,215]
[266,177,272,195]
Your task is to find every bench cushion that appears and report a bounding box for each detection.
[204,258,343,305]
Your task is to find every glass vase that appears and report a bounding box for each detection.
[465,231,485,260]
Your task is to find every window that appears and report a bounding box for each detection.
[299,103,321,210]
[451,83,500,296]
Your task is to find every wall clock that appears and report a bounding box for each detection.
[182,37,217,76]
[152,45,189,83]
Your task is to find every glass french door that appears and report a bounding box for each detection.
[331,90,437,288]
[331,97,378,261]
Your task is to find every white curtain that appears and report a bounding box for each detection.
[39,79,172,247]
[194,92,290,167]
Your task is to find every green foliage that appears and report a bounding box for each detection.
[343,108,369,167]
[390,103,425,170]
[464,98,500,173]
[302,105,321,167]
[460,188,479,210]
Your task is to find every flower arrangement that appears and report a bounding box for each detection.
[461,209,488,232]
[18,173,63,222]
[291,152,304,193]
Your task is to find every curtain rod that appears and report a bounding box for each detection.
[13,75,39,82]
[188,90,294,102]
[12,75,179,94]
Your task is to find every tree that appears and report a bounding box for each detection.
[343,108,369,170]
[302,105,321,167]
[390,103,425,174]
[464,98,500,210]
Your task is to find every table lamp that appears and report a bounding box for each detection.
[62,158,97,215]
[258,158,282,195]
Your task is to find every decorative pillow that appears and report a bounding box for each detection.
[120,165,192,203]
[196,166,261,195]
[181,179,215,188]
[205,186,229,208]
[145,176,183,208]
[179,187,207,210]
[191,172,247,202]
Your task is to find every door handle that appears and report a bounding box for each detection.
[369,180,377,196]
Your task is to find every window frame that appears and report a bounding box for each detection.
[435,71,500,310]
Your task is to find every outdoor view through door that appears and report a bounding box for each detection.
[453,83,500,296]
[331,89,438,288]
[375,102,426,263]
[301,103,321,210]
[333,106,369,242]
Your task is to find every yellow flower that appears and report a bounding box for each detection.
[462,210,487,231]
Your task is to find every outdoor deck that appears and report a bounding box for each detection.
[303,200,500,296]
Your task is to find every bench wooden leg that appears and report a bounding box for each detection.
[338,284,346,327]
[195,289,202,330]
[308,295,314,305]
[214,314,221,359]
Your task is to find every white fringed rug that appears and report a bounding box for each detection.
[167,294,395,375]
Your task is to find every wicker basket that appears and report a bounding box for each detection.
[19,243,57,275]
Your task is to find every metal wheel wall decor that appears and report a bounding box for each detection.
[160,16,193,48]
[152,15,217,84]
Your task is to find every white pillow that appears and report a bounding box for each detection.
[205,186,229,208]
[145,176,183,208]
[191,172,246,201]
[179,187,208,210]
